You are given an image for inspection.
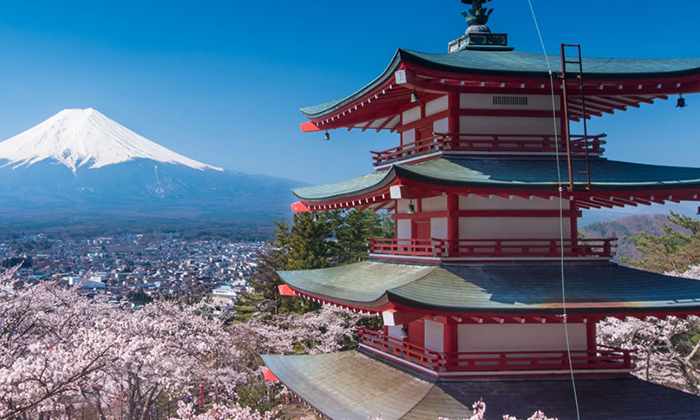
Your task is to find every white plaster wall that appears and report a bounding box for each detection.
[457,324,587,352]
[431,218,447,239]
[460,94,561,111]
[402,107,422,125]
[387,325,403,340]
[458,195,570,211]
[453,196,572,240]
[402,128,416,146]
[421,196,447,212]
[459,217,570,239]
[424,320,444,352]
[459,116,560,135]
[396,199,412,213]
[426,96,449,116]
[396,219,411,240]
[433,117,449,134]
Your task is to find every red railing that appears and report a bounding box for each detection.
[357,328,633,374]
[357,327,443,370]
[371,134,446,167]
[366,238,441,257]
[367,238,617,260]
[371,133,606,167]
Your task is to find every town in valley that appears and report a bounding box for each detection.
[0,233,267,308]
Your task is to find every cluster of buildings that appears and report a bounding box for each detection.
[0,233,268,306]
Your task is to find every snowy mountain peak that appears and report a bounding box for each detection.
[0,108,222,172]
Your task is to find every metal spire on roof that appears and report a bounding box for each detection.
[451,0,510,52]
[461,0,494,30]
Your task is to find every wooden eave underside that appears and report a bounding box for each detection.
[310,62,700,131]
[288,286,700,321]
[297,177,700,212]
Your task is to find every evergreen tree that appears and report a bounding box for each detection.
[233,210,394,320]
[333,209,394,265]
[286,212,331,270]
[623,211,700,273]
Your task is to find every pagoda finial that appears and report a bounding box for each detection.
[449,0,511,52]
[461,0,494,32]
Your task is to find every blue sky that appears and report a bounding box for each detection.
[0,0,698,186]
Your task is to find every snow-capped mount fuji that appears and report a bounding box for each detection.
[0,108,221,172]
[0,108,300,232]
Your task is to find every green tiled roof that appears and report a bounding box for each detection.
[278,263,437,306]
[263,351,700,420]
[402,49,700,79]
[301,48,700,118]
[262,351,470,420]
[278,261,700,314]
[292,157,700,202]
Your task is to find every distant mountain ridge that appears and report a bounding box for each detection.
[0,108,300,233]
[581,214,691,263]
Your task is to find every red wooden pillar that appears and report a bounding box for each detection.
[586,317,597,354]
[446,193,459,255]
[569,197,578,242]
[448,93,460,137]
[442,317,458,370]
[407,318,425,348]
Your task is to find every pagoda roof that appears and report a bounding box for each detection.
[301,48,700,126]
[277,261,700,315]
[263,350,700,420]
[292,157,700,203]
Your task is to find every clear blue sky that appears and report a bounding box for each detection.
[0,0,698,186]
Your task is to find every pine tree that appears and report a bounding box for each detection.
[623,211,700,273]
[333,209,394,265]
[286,212,331,270]
[233,210,394,320]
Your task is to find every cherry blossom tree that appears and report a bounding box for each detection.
[596,265,700,394]
[0,272,254,420]
[245,305,365,355]
[172,401,277,420]
[79,301,248,420]
[370,399,557,420]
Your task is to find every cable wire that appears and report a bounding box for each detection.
[527,1,582,419]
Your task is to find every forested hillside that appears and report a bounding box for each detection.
[581,214,691,263]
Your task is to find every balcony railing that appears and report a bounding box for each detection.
[366,238,617,261]
[371,133,607,167]
[357,328,633,376]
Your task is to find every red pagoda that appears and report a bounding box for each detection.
[263,2,700,418]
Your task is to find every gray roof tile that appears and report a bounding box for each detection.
[264,351,700,420]
[278,261,700,315]
[293,157,700,202]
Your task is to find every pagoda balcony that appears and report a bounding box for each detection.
[357,328,633,377]
[367,237,617,262]
[371,133,606,168]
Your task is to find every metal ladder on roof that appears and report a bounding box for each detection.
[560,43,592,191]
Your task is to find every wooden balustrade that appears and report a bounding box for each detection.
[371,133,606,166]
[367,238,617,260]
[366,238,441,257]
[357,327,633,375]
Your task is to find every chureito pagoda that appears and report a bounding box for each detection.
[263,2,700,419]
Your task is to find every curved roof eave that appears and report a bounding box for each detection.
[299,48,700,120]
[300,49,404,119]
[291,168,397,202]
[291,158,700,203]
[277,261,700,315]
